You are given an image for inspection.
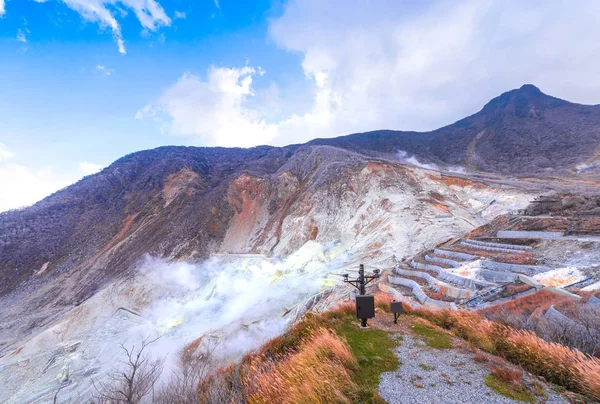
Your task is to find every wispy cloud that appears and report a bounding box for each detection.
[213,0,220,10]
[174,10,186,19]
[30,0,171,54]
[16,28,28,43]
[96,64,114,76]
[0,0,5,17]
[79,161,104,175]
[0,143,14,162]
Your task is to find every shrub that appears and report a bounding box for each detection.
[490,365,522,384]
[246,328,358,404]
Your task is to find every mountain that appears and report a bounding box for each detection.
[1,84,599,316]
[0,85,599,401]
[311,84,600,174]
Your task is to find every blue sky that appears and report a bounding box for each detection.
[1,0,600,211]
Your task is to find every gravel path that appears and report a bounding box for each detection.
[378,334,565,404]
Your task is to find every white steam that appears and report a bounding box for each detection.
[396,150,439,171]
[128,241,348,373]
[0,241,350,401]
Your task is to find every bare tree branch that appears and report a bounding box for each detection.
[93,335,164,404]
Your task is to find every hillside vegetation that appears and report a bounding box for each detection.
[191,295,600,403]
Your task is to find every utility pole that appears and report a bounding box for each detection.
[343,264,380,327]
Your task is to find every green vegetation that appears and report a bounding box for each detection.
[334,315,399,403]
[254,304,400,404]
[412,323,453,349]
[485,375,535,403]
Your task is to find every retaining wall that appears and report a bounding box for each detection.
[378,282,417,307]
[388,276,428,303]
[544,305,587,334]
[435,282,474,299]
[474,288,537,310]
[394,267,473,299]
[480,269,518,283]
[410,260,444,272]
[460,240,523,254]
[462,239,532,251]
[434,248,476,261]
[497,231,564,239]
[586,295,600,312]
[394,267,439,291]
[425,254,462,268]
[480,260,550,275]
[388,276,453,308]
[411,260,485,289]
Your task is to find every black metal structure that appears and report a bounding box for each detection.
[343,264,380,327]
[355,295,375,319]
[390,300,403,324]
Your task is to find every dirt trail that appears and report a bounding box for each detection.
[372,315,566,404]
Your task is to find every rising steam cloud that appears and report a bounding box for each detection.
[128,241,348,376]
[396,150,439,171]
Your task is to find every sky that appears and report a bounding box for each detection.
[1,0,600,212]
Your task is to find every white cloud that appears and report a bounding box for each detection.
[96,64,114,75]
[79,161,104,175]
[33,0,171,54]
[267,0,600,145]
[0,146,74,212]
[0,0,5,17]
[0,164,73,212]
[174,10,185,19]
[16,28,28,43]
[137,66,278,147]
[0,143,14,161]
[213,0,220,10]
[139,0,600,148]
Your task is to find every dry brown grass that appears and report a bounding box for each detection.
[405,305,600,401]
[472,350,489,363]
[491,365,522,384]
[481,289,568,318]
[374,292,394,312]
[246,328,358,404]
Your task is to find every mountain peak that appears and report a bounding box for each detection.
[518,83,542,93]
[480,83,567,114]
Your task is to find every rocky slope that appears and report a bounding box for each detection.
[311,85,600,175]
[0,147,537,402]
[0,84,599,402]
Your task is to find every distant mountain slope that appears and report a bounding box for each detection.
[310,85,600,174]
[2,84,599,301]
[1,84,598,302]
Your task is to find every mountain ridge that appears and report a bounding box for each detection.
[1,85,599,402]
[309,84,600,174]
[1,84,599,303]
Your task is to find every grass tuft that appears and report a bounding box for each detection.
[335,317,399,403]
[485,374,535,402]
[412,323,453,349]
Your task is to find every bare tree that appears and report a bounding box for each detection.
[94,336,164,404]
[154,338,246,404]
[155,339,221,403]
